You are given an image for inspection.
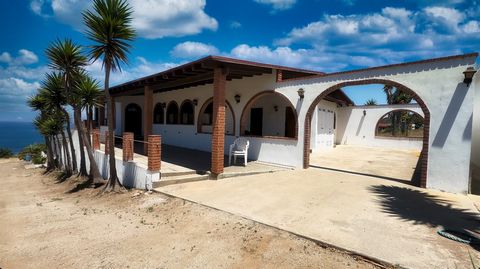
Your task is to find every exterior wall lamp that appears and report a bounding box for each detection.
[463,67,477,86]
[298,88,305,99]
[234,94,241,103]
[274,105,278,112]
[192,99,198,106]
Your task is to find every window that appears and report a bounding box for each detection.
[153,103,164,124]
[180,100,194,125]
[376,110,424,138]
[166,102,179,124]
[197,99,235,135]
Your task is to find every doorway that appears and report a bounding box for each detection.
[124,103,142,138]
[250,108,263,136]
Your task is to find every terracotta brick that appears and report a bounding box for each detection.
[123,132,134,162]
[92,129,100,150]
[148,135,161,171]
[211,67,226,176]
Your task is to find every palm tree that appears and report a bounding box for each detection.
[383,84,415,136]
[46,39,104,181]
[46,39,89,174]
[75,74,103,144]
[364,99,377,106]
[38,72,73,175]
[33,112,64,171]
[83,0,136,191]
[72,71,104,182]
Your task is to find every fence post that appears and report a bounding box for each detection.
[92,129,100,150]
[147,135,161,172]
[123,132,134,162]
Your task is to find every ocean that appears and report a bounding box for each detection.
[0,122,44,154]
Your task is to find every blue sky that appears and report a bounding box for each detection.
[0,0,478,121]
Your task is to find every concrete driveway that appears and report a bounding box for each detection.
[156,167,480,268]
[310,145,421,183]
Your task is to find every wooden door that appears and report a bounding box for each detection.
[285,106,296,137]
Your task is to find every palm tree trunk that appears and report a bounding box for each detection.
[74,107,88,177]
[87,106,93,145]
[104,63,123,192]
[60,130,72,176]
[74,106,102,182]
[44,136,55,171]
[63,110,77,173]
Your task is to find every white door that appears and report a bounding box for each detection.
[316,108,335,149]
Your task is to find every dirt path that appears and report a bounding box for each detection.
[0,159,384,269]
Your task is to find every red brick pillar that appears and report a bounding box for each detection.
[123,132,134,162]
[148,135,161,172]
[211,67,226,176]
[92,129,100,150]
[104,131,109,154]
[276,69,283,82]
[144,86,153,153]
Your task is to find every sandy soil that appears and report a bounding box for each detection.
[0,159,384,269]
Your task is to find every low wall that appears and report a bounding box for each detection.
[336,104,424,150]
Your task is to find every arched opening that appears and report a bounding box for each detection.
[304,80,430,188]
[240,91,297,139]
[376,110,424,138]
[180,100,194,125]
[197,98,235,135]
[124,103,142,138]
[166,101,179,124]
[153,103,164,124]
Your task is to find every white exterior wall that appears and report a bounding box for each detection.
[336,104,424,150]
[276,56,477,193]
[115,74,301,167]
[472,71,480,185]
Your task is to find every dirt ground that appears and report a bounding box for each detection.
[0,159,385,269]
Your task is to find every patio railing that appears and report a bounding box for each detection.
[92,129,162,173]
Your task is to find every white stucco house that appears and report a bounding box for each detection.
[93,53,479,194]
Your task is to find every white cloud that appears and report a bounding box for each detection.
[86,57,182,86]
[230,21,242,29]
[253,0,296,10]
[0,78,40,102]
[30,0,218,38]
[0,50,39,66]
[170,42,219,58]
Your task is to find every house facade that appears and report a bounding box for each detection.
[96,53,479,194]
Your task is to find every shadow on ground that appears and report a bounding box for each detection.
[369,185,480,250]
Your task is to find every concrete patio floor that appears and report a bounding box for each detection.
[310,145,421,184]
[101,143,289,177]
[155,167,480,269]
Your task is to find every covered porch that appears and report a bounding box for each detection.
[96,56,321,177]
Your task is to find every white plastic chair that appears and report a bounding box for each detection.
[229,138,249,166]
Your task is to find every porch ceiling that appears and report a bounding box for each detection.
[110,55,323,96]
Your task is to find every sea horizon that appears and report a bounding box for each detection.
[0,121,43,154]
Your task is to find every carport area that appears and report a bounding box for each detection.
[309,145,421,184]
[155,167,480,268]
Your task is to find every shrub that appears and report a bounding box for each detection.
[0,148,13,158]
[18,144,47,164]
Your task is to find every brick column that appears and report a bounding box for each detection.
[276,69,283,82]
[123,132,134,162]
[92,129,100,150]
[148,135,161,172]
[144,86,153,153]
[104,131,109,154]
[211,67,226,176]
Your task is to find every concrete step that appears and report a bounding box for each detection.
[153,173,209,188]
[160,170,205,177]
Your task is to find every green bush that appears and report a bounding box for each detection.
[0,148,13,158]
[18,144,47,164]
